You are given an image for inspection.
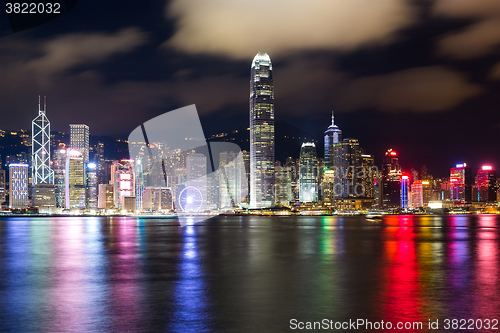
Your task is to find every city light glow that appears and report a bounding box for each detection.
[482,165,493,171]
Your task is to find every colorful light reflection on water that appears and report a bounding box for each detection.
[0,215,498,332]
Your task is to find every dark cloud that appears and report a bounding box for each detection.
[164,0,416,58]
[433,0,500,18]
[490,62,500,79]
[433,0,500,59]
[336,66,483,112]
[26,28,149,75]
[437,19,500,59]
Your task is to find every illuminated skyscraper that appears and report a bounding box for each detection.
[332,138,362,198]
[219,151,243,208]
[410,181,423,208]
[70,124,90,163]
[32,96,53,185]
[98,184,114,209]
[381,149,402,208]
[9,164,29,208]
[324,112,342,169]
[53,149,67,208]
[299,143,318,203]
[186,153,207,210]
[476,165,497,202]
[250,52,274,208]
[275,165,293,205]
[401,175,409,209]
[111,160,135,209]
[135,158,144,210]
[86,163,98,209]
[450,163,473,203]
[0,168,6,204]
[65,150,86,209]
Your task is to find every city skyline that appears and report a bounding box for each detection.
[1,0,499,175]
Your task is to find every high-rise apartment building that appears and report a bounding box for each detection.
[111,160,135,209]
[476,165,497,202]
[9,164,29,208]
[332,138,362,198]
[381,149,402,208]
[324,113,342,169]
[86,163,98,209]
[186,153,207,209]
[65,150,86,209]
[0,168,6,204]
[299,143,318,203]
[32,96,53,185]
[401,175,409,209]
[250,52,274,208]
[219,151,244,208]
[450,163,473,203]
[98,184,114,209]
[33,184,56,211]
[53,149,67,208]
[70,124,90,163]
[135,158,144,211]
[275,165,293,205]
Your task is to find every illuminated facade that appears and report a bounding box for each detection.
[186,153,207,209]
[65,150,86,209]
[70,124,90,163]
[143,187,173,211]
[53,149,67,208]
[332,138,362,198]
[450,163,473,203]
[111,160,135,209]
[476,165,497,202]
[275,165,293,205]
[381,149,402,208]
[324,112,342,169]
[33,184,56,211]
[219,151,244,208]
[401,175,409,209]
[410,181,423,208]
[321,169,335,206]
[9,164,29,208]
[299,143,318,203]
[0,168,6,204]
[410,180,431,208]
[86,163,98,209]
[360,154,375,199]
[250,52,275,208]
[135,159,144,210]
[32,96,53,185]
[98,184,114,209]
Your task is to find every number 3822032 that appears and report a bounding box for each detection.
[6,3,61,14]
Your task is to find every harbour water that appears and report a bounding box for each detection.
[0,215,499,332]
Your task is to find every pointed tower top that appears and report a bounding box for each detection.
[331,111,335,126]
[44,96,46,113]
[38,95,41,113]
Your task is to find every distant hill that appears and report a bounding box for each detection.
[206,120,322,162]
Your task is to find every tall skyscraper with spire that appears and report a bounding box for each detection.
[250,52,275,208]
[324,112,342,169]
[32,96,53,185]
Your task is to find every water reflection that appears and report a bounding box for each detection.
[108,217,145,332]
[382,216,423,331]
[0,215,499,332]
[168,224,212,332]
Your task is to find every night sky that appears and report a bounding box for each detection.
[1,0,499,177]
